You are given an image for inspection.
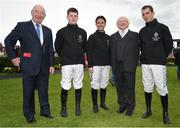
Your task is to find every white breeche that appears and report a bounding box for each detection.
[61,64,84,90]
[90,66,110,90]
[141,64,168,96]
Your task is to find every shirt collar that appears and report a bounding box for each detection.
[31,20,42,28]
[119,28,129,36]
[119,28,128,33]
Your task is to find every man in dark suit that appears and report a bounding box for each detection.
[4,4,54,123]
[111,16,139,116]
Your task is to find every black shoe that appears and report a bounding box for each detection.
[100,104,109,110]
[163,112,170,124]
[75,107,81,116]
[142,111,152,118]
[60,108,68,117]
[93,105,99,113]
[125,110,133,116]
[117,106,127,113]
[26,117,36,123]
[40,114,54,119]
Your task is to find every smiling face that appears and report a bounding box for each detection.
[141,7,155,23]
[96,18,106,31]
[117,16,129,30]
[31,5,46,24]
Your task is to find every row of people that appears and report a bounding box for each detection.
[4,4,173,125]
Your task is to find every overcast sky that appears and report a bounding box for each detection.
[0,0,180,45]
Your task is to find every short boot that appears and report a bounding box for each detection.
[161,94,170,124]
[60,89,68,117]
[91,88,99,113]
[100,88,109,110]
[75,89,81,116]
[142,92,152,118]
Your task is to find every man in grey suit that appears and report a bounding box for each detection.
[111,16,139,116]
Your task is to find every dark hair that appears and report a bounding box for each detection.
[95,16,106,23]
[67,7,78,15]
[141,5,154,12]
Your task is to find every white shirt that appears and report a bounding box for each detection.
[32,20,44,45]
[119,28,128,38]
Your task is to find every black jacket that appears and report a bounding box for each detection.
[139,19,173,65]
[87,30,110,67]
[55,24,87,66]
[111,30,139,72]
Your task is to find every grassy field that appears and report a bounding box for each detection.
[0,67,180,127]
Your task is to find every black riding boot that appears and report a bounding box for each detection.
[142,92,152,118]
[91,88,99,113]
[161,94,170,124]
[100,88,109,110]
[75,89,81,116]
[60,88,68,117]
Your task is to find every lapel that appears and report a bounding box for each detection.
[42,25,47,46]
[123,30,130,39]
[111,32,118,54]
[115,31,121,47]
[122,30,132,51]
[28,21,40,41]
[114,30,132,51]
[29,20,47,45]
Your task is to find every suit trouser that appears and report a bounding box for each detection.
[114,64,136,110]
[22,71,50,118]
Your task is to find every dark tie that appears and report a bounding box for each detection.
[35,24,40,39]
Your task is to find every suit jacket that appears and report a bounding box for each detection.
[111,30,139,72]
[5,20,54,75]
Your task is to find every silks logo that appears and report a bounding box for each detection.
[152,32,160,41]
[77,34,83,43]
[107,39,110,46]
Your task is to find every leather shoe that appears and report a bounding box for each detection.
[100,104,109,110]
[117,106,127,113]
[163,112,170,124]
[125,110,133,116]
[26,117,36,123]
[93,105,99,113]
[40,114,54,119]
[142,111,152,118]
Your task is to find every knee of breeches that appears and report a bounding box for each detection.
[156,87,168,96]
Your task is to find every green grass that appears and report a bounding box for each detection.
[0,67,180,127]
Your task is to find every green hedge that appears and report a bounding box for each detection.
[0,57,13,72]
[0,57,61,72]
